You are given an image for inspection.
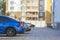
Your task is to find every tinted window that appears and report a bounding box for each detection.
[0,17,11,22]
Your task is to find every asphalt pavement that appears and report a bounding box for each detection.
[0,27,60,40]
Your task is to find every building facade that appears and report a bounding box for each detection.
[6,0,52,27]
[52,0,60,28]
[53,0,60,22]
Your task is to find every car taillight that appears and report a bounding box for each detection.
[18,22,24,26]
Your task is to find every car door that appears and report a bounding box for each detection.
[0,17,10,34]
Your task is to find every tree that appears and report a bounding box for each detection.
[0,0,6,15]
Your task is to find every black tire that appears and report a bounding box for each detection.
[26,29,31,32]
[6,28,16,37]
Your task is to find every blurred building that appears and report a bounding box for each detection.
[52,0,60,29]
[6,0,53,27]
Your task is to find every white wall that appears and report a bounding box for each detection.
[53,0,60,29]
[54,0,60,22]
[8,0,22,12]
[26,21,47,27]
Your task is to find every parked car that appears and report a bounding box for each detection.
[23,22,31,32]
[30,24,35,27]
[27,23,35,27]
[0,16,25,36]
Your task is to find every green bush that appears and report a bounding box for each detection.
[47,26,53,28]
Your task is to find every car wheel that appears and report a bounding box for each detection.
[6,28,16,37]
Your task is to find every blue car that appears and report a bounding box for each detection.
[0,16,25,36]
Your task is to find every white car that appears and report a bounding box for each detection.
[23,22,31,32]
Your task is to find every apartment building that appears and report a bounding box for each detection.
[6,0,52,27]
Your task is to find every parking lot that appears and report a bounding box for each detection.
[0,27,60,40]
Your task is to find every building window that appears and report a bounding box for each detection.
[27,6,30,9]
[21,5,25,10]
[27,6,38,9]
[10,6,14,10]
[32,17,35,20]
[31,0,34,2]
[26,0,30,3]
[10,1,14,4]
[26,17,31,20]
[26,12,38,15]
[32,17,38,20]
[26,0,37,3]
[21,0,25,4]
[39,12,45,20]
[40,6,44,12]
[32,12,37,15]
[34,12,38,14]
[40,12,44,16]
[32,6,38,9]
[39,12,45,17]
[20,1,22,4]
[29,0,38,3]
[32,12,35,14]
[40,1,44,5]
[26,12,31,14]
[39,18,44,20]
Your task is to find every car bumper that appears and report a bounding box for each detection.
[24,27,31,32]
[26,29,31,32]
[16,26,25,34]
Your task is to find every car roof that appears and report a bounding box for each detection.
[0,16,10,18]
[0,16,18,22]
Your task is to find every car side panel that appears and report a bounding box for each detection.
[0,22,24,34]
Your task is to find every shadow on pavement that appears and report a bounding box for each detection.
[0,32,30,37]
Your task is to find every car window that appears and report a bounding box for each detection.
[7,17,18,22]
[0,17,11,22]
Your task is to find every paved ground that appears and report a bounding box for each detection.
[0,27,60,40]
